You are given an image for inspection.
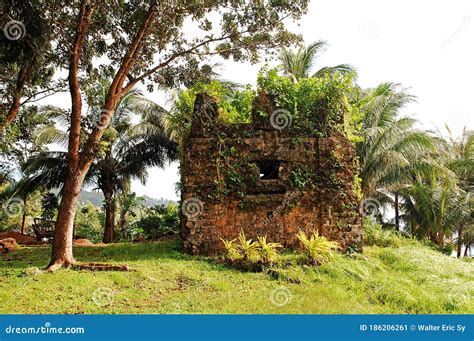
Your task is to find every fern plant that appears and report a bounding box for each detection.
[221,231,282,270]
[237,231,258,262]
[256,236,282,265]
[221,238,240,263]
[296,230,340,265]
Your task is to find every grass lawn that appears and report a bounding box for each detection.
[0,238,473,314]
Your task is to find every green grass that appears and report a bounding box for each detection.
[0,238,473,314]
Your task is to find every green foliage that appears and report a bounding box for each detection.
[402,177,470,245]
[74,204,103,243]
[295,230,340,265]
[133,203,180,240]
[1,239,473,314]
[40,192,58,221]
[289,165,314,191]
[257,67,355,136]
[166,81,256,141]
[419,239,456,256]
[363,218,403,248]
[278,41,356,81]
[222,231,282,270]
[237,231,260,263]
[256,236,282,265]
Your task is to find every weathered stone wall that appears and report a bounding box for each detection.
[181,93,363,255]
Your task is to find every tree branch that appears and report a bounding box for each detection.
[67,0,95,167]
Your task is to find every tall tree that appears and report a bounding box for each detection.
[0,0,62,131]
[437,126,474,256]
[0,106,56,233]
[353,83,441,229]
[91,88,177,243]
[278,41,355,82]
[401,176,470,247]
[24,85,177,244]
[35,0,308,270]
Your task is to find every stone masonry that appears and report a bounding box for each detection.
[181,93,363,255]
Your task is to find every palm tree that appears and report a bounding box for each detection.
[23,86,177,243]
[436,125,474,256]
[442,126,474,192]
[401,176,470,247]
[354,83,444,230]
[278,41,355,82]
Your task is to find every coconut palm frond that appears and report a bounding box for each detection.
[312,64,357,78]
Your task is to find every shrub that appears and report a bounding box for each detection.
[438,243,454,256]
[236,231,259,262]
[221,239,240,263]
[256,236,282,265]
[74,204,103,243]
[419,239,455,256]
[221,231,282,271]
[295,230,340,265]
[133,203,180,240]
[363,218,402,248]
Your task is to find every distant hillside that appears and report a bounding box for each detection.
[78,190,104,207]
[78,190,174,208]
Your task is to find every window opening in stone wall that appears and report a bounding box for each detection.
[257,160,280,180]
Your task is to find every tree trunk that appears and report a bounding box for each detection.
[48,168,88,270]
[437,232,445,247]
[102,191,116,244]
[457,227,463,258]
[21,195,28,235]
[118,209,127,235]
[394,192,400,231]
[464,243,471,258]
[0,65,29,132]
[47,0,156,269]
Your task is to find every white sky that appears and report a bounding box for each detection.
[45,0,474,201]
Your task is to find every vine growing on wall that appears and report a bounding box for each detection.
[256,67,358,137]
[172,68,364,205]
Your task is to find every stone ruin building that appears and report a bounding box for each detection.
[181,92,363,255]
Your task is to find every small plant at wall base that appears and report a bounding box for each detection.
[221,231,282,271]
[256,236,282,265]
[296,230,340,265]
